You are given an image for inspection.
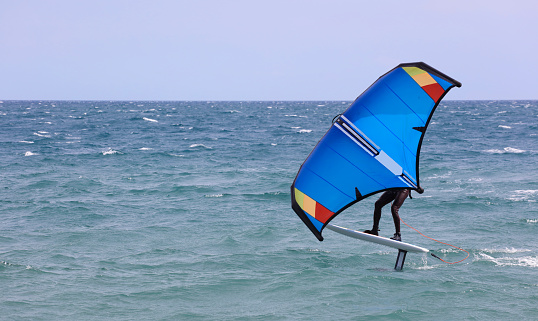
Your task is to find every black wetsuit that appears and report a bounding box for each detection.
[371,189,410,234]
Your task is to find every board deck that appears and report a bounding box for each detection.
[326,224,429,253]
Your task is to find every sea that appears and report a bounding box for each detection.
[1,100,537,320]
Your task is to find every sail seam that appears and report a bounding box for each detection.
[335,117,379,156]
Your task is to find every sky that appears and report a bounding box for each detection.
[1,0,537,101]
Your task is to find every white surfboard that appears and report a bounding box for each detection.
[326,224,429,253]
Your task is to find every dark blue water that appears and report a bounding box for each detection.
[1,100,537,320]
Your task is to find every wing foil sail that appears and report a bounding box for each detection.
[291,62,461,241]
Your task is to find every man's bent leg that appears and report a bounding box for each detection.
[390,189,409,234]
[372,191,398,232]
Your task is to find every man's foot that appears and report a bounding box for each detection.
[364,229,378,236]
[390,232,401,241]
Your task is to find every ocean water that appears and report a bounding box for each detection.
[1,100,537,320]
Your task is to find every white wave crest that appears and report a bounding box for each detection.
[514,256,538,267]
[19,140,34,144]
[485,147,526,154]
[481,247,530,254]
[498,125,512,129]
[478,253,538,268]
[189,144,212,149]
[33,132,51,138]
[416,265,437,270]
[505,147,525,153]
[298,129,312,133]
[285,114,307,118]
[102,148,121,155]
[508,190,538,202]
[139,147,152,151]
[24,151,37,156]
[143,117,158,122]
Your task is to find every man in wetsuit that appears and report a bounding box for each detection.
[364,187,424,241]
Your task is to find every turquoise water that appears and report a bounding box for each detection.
[1,100,537,320]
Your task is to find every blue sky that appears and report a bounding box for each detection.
[1,0,536,100]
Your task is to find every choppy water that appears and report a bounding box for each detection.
[1,100,537,320]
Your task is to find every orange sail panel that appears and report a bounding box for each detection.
[403,66,446,102]
[294,188,334,224]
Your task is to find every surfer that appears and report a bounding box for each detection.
[365,188,424,241]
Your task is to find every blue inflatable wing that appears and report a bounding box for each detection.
[291,62,461,241]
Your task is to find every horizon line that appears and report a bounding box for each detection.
[2,99,537,102]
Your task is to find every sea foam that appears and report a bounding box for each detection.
[508,190,538,202]
[485,147,526,154]
[189,144,212,149]
[102,148,121,155]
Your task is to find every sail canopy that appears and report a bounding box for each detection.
[291,62,461,241]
